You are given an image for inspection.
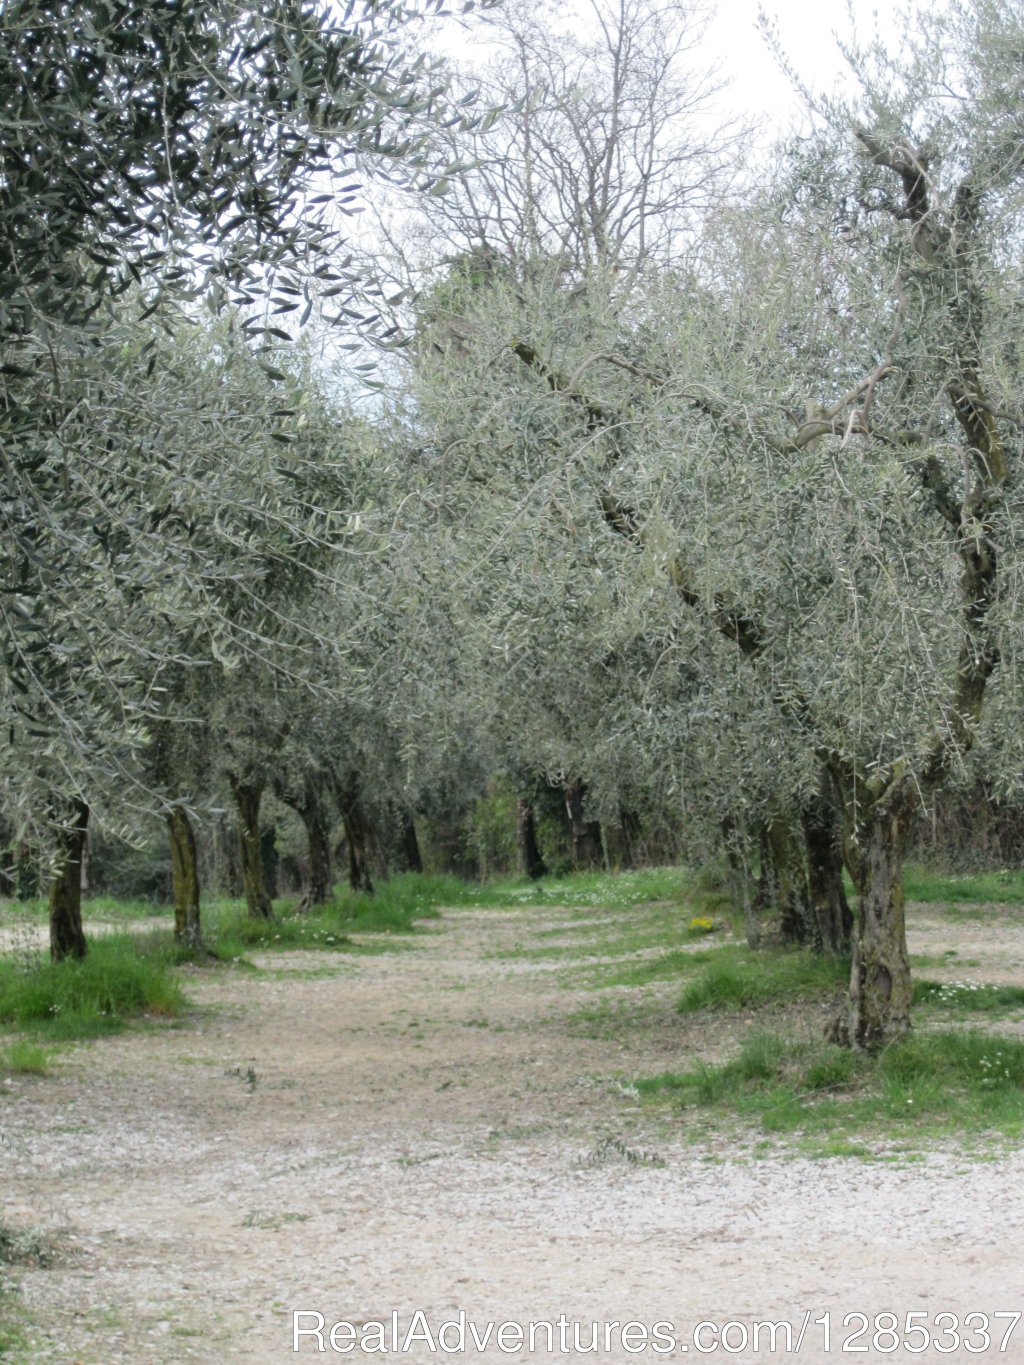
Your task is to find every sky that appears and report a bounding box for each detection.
[705,0,901,121]
[433,0,906,133]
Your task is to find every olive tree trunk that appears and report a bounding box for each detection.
[230,777,273,919]
[335,771,375,894]
[831,778,915,1051]
[758,816,812,945]
[603,809,639,871]
[563,783,603,870]
[399,811,423,874]
[516,797,546,879]
[802,793,853,955]
[721,816,760,949]
[49,799,89,961]
[275,774,334,912]
[167,805,203,947]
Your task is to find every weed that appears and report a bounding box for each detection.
[0,1221,59,1269]
[636,1027,1024,1152]
[241,1209,310,1230]
[595,947,712,989]
[580,1135,665,1168]
[203,903,353,955]
[226,1064,258,1091]
[904,865,1024,905]
[0,935,186,1039]
[676,946,849,1013]
[913,979,1024,1013]
[0,1041,52,1075]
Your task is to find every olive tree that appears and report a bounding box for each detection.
[406,0,1024,1048]
[0,0,490,953]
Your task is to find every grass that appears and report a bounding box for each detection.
[676,945,850,1013]
[0,1040,53,1075]
[912,978,1024,1013]
[636,1027,1024,1149]
[203,904,353,957]
[330,872,449,930]
[200,875,457,953]
[506,866,692,909]
[0,1219,58,1358]
[904,864,1024,905]
[0,933,186,1040]
[596,945,720,988]
[0,1221,58,1270]
[0,1280,30,1357]
[5,894,165,923]
[201,868,701,967]
[413,865,692,912]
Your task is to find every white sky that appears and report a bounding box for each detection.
[705,0,903,124]
[432,0,907,132]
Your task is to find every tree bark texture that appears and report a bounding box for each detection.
[231,777,273,919]
[759,816,812,946]
[275,772,334,911]
[835,778,916,1051]
[802,789,853,955]
[721,816,760,949]
[337,771,375,894]
[603,809,639,871]
[48,799,89,961]
[167,805,202,948]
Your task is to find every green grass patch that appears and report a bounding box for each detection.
[0,1040,53,1075]
[200,875,459,953]
[0,934,186,1039]
[676,945,849,1013]
[636,1028,1024,1150]
[592,945,721,988]
[904,864,1024,905]
[0,1280,30,1357]
[3,894,166,923]
[331,873,450,931]
[0,1221,57,1270]
[416,866,692,912]
[203,902,353,956]
[912,979,1024,1013]
[910,950,959,968]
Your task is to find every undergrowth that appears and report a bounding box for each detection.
[636,1028,1024,1149]
[904,864,1024,905]
[676,946,850,1013]
[0,934,186,1039]
[0,1040,53,1075]
[913,979,1024,1013]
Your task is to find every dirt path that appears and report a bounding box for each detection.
[3,903,1024,1364]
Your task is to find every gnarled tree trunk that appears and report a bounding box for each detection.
[834,777,915,1051]
[802,786,853,955]
[721,816,760,949]
[275,773,334,912]
[49,799,89,961]
[603,808,640,871]
[230,776,273,919]
[759,816,812,945]
[167,805,202,948]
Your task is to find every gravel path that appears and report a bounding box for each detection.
[2,902,1023,1364]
